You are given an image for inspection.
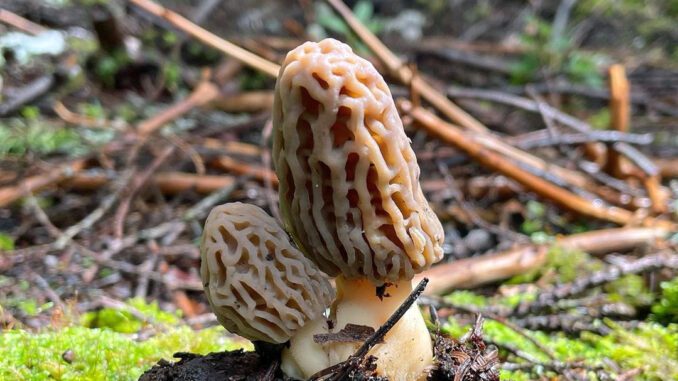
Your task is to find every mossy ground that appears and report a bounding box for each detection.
[0,300,250,381]
[2,282,677,381]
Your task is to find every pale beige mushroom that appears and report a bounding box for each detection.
[273,39,444,380]
[200,202,335,378]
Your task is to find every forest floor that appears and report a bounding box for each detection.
[0,0,677,380]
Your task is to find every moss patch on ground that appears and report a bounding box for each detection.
[0,299,249,381]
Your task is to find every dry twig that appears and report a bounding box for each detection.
[399,100,674,229]
[324,0,487,133]
[417,227,670,295]
[605,64,630,178]
[129,0,280,77]
[0,8,47,35]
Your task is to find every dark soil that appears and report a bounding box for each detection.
[139,324,499,381]
[139,350,285,381]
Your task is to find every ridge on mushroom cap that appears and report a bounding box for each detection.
[200,202,335,343]
[273,38,444,284]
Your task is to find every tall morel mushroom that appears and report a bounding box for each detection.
[200,202,335,378]
[273,39,445,380]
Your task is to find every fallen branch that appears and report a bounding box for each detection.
[510,130,652,149]
[656,158,678,178]
[399,100,674,229]
[448,85,660,180]
[54,170,135,249]
[416,227,670,295]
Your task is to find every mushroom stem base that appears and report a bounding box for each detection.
[281,316,331,379]
[328,276,433,381]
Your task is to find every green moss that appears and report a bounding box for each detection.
[444,290,488,308]
[0,325,245,380]
[652,278,678,324]
[0,118,85,158]
[0,298,249,380]
[444,315,678,380]
[80,298,182,334]
[605,274,654,307]
[0,233,15,250]
[500,369,530,381]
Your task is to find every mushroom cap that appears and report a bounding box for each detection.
[200,202,335,343]
[272,39,444,284]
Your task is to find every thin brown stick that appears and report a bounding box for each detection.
[605,64,629,178]
[0,8,47,35]
[137,79,220,136]
[657,158,678,178]
[55,170,135,249]
[606,65,666,213]
[0,159,88,208]
[417,226,670,295]
[447,85,661,181]
[113,146,176,238]
[68,171,236,195]
[399,100,673,227]
[324,0,487,133]
[54,101,123,129]
[210,91,274,113]
[644,175,668,214]
[129,0,280,77]
[210,156,278,186]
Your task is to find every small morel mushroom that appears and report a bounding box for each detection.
[273,39,445,380]
[200,202,335,378]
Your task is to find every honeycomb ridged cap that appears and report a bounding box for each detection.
[200,202,335,343]
[272,38,444,284]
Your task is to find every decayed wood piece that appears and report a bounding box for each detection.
[417,227,670,295]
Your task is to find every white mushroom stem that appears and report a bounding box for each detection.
[328,276,433,381]
[281,316,331,380]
